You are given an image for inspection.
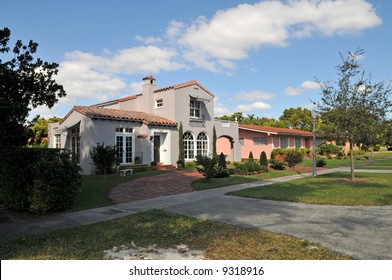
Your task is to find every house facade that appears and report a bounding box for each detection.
[230,124,314,159]
[48,76,241,174]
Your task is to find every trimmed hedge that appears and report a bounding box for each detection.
[0,148,81,214]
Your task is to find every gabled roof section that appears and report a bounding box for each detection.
[60,106,177,127]
[155,80,215,98]
[239,124,313,136]
[90,80,214,107]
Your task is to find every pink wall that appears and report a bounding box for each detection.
[217,137,231,157]
[239,129,313,159]
[239,130,274,159]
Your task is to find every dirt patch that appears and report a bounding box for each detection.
[337,178,370,183]
[103,243,206,260]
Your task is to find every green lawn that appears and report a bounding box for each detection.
[0,209,350,260]
[229,172,392,206]
[71,170,167,211]
[192,170,298,191]
[299,151,392,169]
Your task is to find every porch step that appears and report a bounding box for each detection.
[156,164,176,171]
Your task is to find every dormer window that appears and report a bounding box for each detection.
[190,99,201,118]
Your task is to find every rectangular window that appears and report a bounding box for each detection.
[125,136,133,163]
[55,134,61,148]
[253,137,268,146]
[190,99,201,118]
[156,99,163,108]
[71,136,80,162]
[116,128,134,164]
[239,138,244,145]
[295,137,301,148]
[280,137,289,148]
[116,127,133,133]
[116,136,124,163]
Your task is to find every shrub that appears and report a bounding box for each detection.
[269,159,286,170]
[0,148,81,214]
[29,152,81,214]
[234,164,248,175]
[285,149,304,169]
[259,151,268,167]
[252,162,261,172]
[90,143,117,175]
[186,161,197,168]
[316,157,327,167]
[218,152,227,169]
[195,155,229,179]
[373,145,381,152]
[248,151,254,162]
[317,143,341,156]
[244,162,255,173]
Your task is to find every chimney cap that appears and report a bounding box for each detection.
[142,75,156,81]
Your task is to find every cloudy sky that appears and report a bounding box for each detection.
[2,0,391,119]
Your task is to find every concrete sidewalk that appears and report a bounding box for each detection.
[1,167,392,259]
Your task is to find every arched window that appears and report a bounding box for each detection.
[183,132,194,159]
[197,132,208,157]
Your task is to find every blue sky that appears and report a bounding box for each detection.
[2,0,391,120]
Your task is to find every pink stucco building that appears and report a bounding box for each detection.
[217,123,313,160]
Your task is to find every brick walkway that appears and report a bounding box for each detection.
[107,170,203,203]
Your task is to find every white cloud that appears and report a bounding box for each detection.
[301,81,321,90]
[285,80,320,96]
[235,101,271,111]
[176,0,381,70]
[135,35,162,44]
[57,47,184,102]
[236,90,275,101]
[285,86,301,96]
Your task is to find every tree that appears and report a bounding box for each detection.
[259,151,268,167]
[285,149,304,169]
[212,125,217,158]
[0,27,66,147]
[178,122,185,165]
[26,116,62,146]
[279,107,313,131]
[316,49,392,179]
[90,143,117,175]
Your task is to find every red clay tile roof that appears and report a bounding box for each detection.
[60,106,177,127]
[239,124,313,136]
[156,80,215,97]
[90,80,214,107]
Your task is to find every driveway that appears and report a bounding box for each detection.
[1,168,392,259]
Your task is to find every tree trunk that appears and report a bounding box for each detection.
[349,140,355,180]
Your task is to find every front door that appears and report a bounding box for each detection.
[153,135,160,163]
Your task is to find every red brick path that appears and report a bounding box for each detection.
[107,170,203,203]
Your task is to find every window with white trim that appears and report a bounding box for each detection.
[253,137,267,146]
[280,136,289,148]
[115,128,134,164]
[155,99,163,108]
[190,99,201,118]
[71,134,80,162]
[55,134,61,148]
[183,132,195,159]
[295,137,301,148]
[197,132,208,157]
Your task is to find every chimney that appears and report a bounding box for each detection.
[139,76,156,113]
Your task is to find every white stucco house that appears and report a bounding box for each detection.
[48,76,240,174]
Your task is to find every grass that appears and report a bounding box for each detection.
[299,151,392,169]
[71,170,167,211]
[192,170,298,191]
[0,209,350,260]
[230,172,392,206]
